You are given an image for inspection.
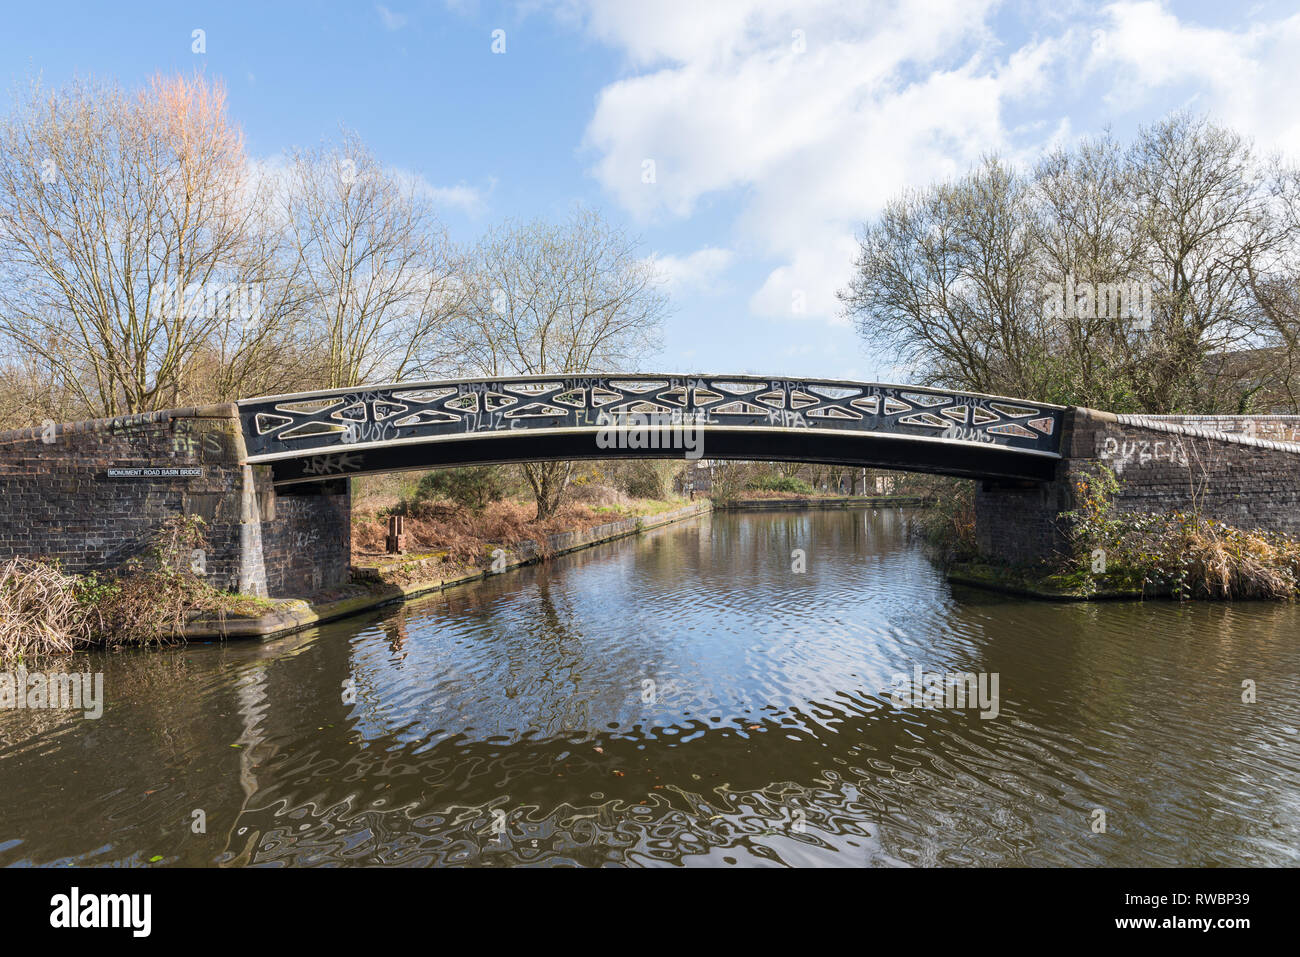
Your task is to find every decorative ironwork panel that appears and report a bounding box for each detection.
[238,375,1064,464]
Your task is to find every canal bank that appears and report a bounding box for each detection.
[190,494,940,640]
[189,501,715,639]
[945,560,1149,601]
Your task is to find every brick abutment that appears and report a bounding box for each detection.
[975,409,1300,565]
[0,406,349,597]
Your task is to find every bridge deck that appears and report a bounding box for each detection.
[236,374,1066,485]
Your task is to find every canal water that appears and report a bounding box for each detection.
[2,508,1298,867]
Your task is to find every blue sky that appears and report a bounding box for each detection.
[4,0,1300,381]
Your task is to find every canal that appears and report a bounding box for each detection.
[2,508,1298,867]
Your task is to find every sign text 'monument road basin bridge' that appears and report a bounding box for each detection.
[1,374,1298,598]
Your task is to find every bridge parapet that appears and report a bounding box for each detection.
[237,374,1066,484]
[1116,414,1300,448]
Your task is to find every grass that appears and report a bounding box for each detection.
[947,560,1147,600]
[209,591,279,619]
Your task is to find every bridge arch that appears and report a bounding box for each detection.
[236,374,1066,486]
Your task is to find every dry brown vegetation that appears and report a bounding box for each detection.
[0,517,273,663]
[1064,467,1300,599]
[352,493,683,567]
[1183,523,1300,599]
[0,557,99,661]
[1075,512,1300,600]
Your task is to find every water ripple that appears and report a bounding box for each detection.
[2,508,1298,867]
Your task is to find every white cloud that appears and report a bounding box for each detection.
[748,239,857,324]
[414,182,486,215]
[566,0,1300,326]
[649,246,734,293]
[571,0,1055,321]
[376,4,408,31]
[248,156,486,218]
[426,183,488,213]
[580,1,1011,223]
[1086,0,1300,155]
[391,169,487,215]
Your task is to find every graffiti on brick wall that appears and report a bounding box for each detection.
[102,415,163,452]
[1099,435,1189,474]
[1245,421,1300,443]
[172,419,237,461]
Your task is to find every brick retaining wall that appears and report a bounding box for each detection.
[976,408,1300,565]
[0,408,349,597]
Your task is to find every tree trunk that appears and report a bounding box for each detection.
[525,461,572,520]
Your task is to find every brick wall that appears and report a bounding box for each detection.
[0,407,351,597]
[974,478,1072,565]
[258,480,351,596]
[976,408,1300,565]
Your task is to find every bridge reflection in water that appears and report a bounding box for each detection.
[1,508,1298,867]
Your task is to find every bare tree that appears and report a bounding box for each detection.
[0,74,274,417]
[839,156,1051,400]
[0,355,81,429]
[1248,160,1300,410]
[1128,114,1281,412]
[1031,133,1147,409]
[448,206,668,518]
[840,113,1300,413]
[181,178,322,403]
[280,131,465,389]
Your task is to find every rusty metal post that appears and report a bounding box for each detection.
[386,515,406,554]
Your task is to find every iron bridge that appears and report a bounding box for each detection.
[236,374,1066,486]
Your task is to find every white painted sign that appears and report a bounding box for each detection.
[106,468,203,478]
